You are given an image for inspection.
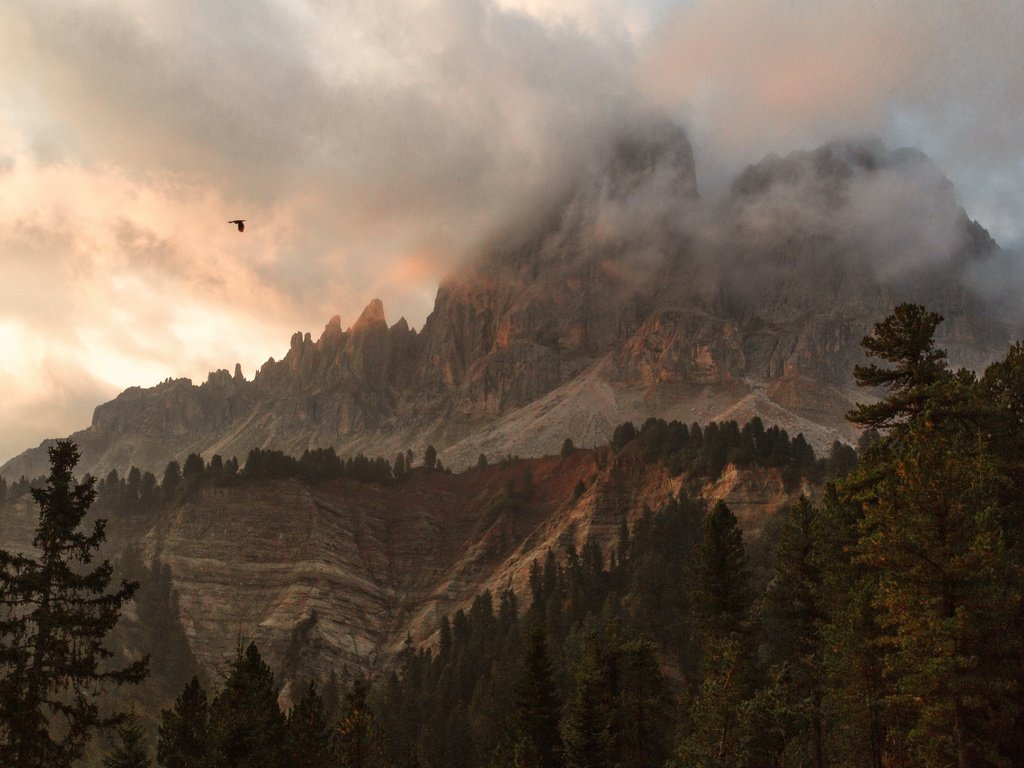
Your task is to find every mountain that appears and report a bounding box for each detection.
[0,125,1012,483]
[0,441,811,702]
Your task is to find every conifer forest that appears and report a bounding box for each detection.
[2,304,1023,768]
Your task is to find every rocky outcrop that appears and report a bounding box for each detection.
[0,133,1014,482]
[0,446,804,692]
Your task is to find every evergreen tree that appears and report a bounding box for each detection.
[560,634,610,768]
[424,446,437,471]
[157,675,209,768]
[162,461,182,502]
[760,496,826,768]
[207,642,286,768]
[286,680,334,768]
[0,440,148,768]
[677,500,755,767]
[104,710,151,768]
[336,677,389,768]
[847,303,949,430]
[691,500,751,646]
[855,416,1018,765]
[512,624,562,768]
[610,638,673,768]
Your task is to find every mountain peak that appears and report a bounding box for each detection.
[351,298,386,332]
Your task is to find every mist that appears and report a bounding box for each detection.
[0,0,1022,463]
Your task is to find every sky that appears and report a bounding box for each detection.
[0,0,1022,466]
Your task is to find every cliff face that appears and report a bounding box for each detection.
[0,132,1012,482]
[0,446,806,696]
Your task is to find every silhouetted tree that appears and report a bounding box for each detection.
[0,440,148,768]
[103,710,151,768]
[157,675,208,768]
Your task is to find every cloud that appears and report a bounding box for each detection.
[638,0,1024,244]
[0,0,1021,464]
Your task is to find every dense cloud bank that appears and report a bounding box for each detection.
[0,0,1021,462]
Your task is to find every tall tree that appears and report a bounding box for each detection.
[207,642,286,768]
[157,675,209,768]
[512,623,562,768]
[336,677,389,768]
[846,303,950,430]
[285,680,334,768]
[0,440,148,768]
[677,500,755,767]
[103,710,152,768]
[560,634,610,768]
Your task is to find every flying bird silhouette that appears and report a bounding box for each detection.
[228,219,245,232]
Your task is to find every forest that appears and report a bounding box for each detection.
[1,304,1022,768]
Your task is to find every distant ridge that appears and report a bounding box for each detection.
[1,128,1012,482]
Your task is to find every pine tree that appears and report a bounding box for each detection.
[285,680,334,768]
[336,677,389,768]
[846,303,950,430]
[512,623,562,768]
[677,500,755,767]
[560,634,610,768]
[856,416,1018,766]
[207,642,286,768]
[157,675,209,768]
[760,496,827,768]
[610,638,673,768]
[104,710,151,768]
[0,440,148,768]
[691,500,751,647]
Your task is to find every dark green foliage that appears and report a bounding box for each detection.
[610,422,637,452]
[0,440,148,768]
[182,454,205,498]
[560,438,575,458]
[336,678,388,768]
[560,635,609,768]
[299,448,344,482]
[113,548,196,719]
[157,676,208,768]
[691,500,751,644]
[847,303,949,430]
[103,710,152,768]
[162,461,181,502]
[207,642,286,768]
[513,624,562,768]
[286,680,334,768]
[615,415,824,487]
[243,448,298,480]
[424,445,437,471]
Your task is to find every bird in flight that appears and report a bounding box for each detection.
[228,219,246,232]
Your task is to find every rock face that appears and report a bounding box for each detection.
[0,132,1014,482]
[0,445,807,692]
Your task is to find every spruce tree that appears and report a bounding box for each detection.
[677,500,754,766]
[207,642,286,768]
[285,680,334,768]
[336,677,389,768]
[560,634,610,768]
[0,440,148,768]
[512,623,562,768]
[846,303,949,430]
[103,710,151,768]
[760,496,826,768]
[157,675,209,768]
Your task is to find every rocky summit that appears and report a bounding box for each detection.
[0,126,1011,484]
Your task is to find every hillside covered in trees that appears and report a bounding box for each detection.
[144,304,1024,768]
[2,304,1023,768]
